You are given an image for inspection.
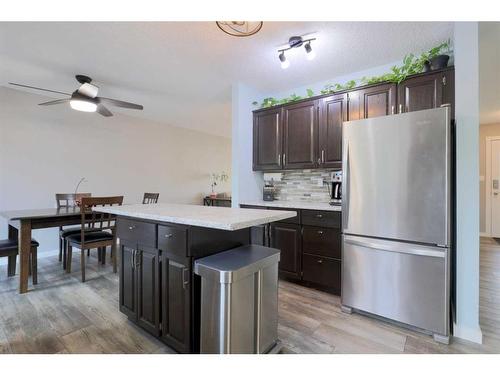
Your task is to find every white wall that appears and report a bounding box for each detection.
[0,87,231,256]
[231,83,265,207]
[453,22,482,343]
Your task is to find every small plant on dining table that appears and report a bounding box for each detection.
[210,172,229,198]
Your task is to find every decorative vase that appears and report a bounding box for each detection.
[429,55,450,71]
[210,192,217,198]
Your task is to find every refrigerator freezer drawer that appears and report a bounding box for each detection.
[341,235,449,336]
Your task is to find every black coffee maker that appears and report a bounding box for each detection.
[330,171,342,206]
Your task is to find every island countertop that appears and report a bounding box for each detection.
[96,203,295,231]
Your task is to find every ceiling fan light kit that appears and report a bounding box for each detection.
[9,74,143,117]
[70,98,97,112]
[278,36,317,69]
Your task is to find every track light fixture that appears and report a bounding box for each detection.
[277,36,317,68]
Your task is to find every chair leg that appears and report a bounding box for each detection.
[97,247,102,262]
[7,255,17,277]
[59,236,63,262]
[63,240,67,270]
[80,249,86,282]
[101,246,106,265]
[66,245,73,273]
[112,244,117,274]
[87,249,90,257]
[31,246,38,285]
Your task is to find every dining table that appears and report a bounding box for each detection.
[0,207,88,293]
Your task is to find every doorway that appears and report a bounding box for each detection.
[485,136,500,237]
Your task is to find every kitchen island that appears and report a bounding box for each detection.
[96,203,295,353]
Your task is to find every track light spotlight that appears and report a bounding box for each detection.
[279,51,290,69]
[305,42,316,60]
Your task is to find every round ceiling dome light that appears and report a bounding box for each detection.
[216,21,263,37]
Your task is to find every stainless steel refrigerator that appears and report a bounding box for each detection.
[341,106,452,343]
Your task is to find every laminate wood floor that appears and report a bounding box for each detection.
[0,239,499,354]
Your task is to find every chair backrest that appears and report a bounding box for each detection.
[79,196,124,244]
[55,193,92,208]
[142,192,159,204]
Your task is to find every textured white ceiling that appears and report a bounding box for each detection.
[0,22,453,137]
[480,22,500,125]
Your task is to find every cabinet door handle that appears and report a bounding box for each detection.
[283,153,286,166]
[316,214,323,218]
[128,225,135,230]
[399,104,403,114]
[317,259,323,264]
[321,150,325,164]
[182,268,189,289]
[391,105,395,115]
[131,249,135,269]
[164,234,173,239]
[317,157,322,165]
[278,153,281,166]
[134,250,141,268]
[317,230,323,235]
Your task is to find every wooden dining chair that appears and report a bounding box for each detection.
[56,193,91,269]
[142,192,159,204]
[0,238,39,284]
[66,196,123,282]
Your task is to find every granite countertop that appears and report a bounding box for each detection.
[95,203,296,231]
[240,200,342,212]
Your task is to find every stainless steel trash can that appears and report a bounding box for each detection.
[194,244,280,354]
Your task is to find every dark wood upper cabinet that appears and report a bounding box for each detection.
[252,68,454,172]
[253,108,282,170]
[319,93,347,168]
[282,100,318,169]
[270,222,302,279]
[398,69,455,118]
[349,83,397,120]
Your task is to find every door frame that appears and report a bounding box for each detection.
[484,136,500,236]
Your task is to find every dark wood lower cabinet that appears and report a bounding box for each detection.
[302,254,341,292]
[136,246,161,336]
[117,217,250,353]
[161,253,191,353]
[119,243,137,320]
[270,222,302,280]
[245,206,342,295]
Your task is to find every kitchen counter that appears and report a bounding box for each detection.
[240,200,341,212]
[96,203,296,231]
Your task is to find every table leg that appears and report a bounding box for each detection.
[18,219,32,294]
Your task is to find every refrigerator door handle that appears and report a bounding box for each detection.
[343,235,446,258]
[342,140,350,231]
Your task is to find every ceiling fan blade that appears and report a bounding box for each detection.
[98,97,143,110]
[38,98,71,106]
[78,82,99,98]
[96,104,113,117]
[9,82,71,96]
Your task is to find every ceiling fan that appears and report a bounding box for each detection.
[9,74,143,117]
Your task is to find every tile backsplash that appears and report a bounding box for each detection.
[266,169,336,203]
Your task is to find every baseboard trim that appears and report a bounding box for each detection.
[480,232,490,237]
[453,323,483,344]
